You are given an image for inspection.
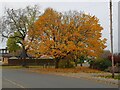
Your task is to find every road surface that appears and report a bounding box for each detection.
[2,69,118,88]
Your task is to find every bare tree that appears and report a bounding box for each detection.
[0,5,41,66]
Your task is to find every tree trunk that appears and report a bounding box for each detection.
[80,63,83,67]
[74,59,77,67]
[67,59,70,68]
[22,58,26,67]
[55,59,60,69]
[21,46,28,68]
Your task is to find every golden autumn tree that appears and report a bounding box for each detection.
[27,8,107,68]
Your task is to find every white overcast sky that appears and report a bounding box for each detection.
[0,0,119,53]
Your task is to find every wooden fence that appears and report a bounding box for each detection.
[7,59,55,66]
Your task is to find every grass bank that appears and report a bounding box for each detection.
[98,74,120,80]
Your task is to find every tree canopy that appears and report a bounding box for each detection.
[27,8,107,68]
[7,32,21,53]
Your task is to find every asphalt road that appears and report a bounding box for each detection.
[2,69,118,88]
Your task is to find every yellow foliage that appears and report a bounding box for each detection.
[27,8,107,60]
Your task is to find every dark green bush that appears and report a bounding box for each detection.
[90,58,112,71]
[77,56,85,66]
[58,59,75,68]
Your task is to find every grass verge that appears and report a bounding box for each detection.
[99,74,120,80]
[2,66,23,69]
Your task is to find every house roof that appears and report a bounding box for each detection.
[2,52,33,58]
[2,53,13,58]
[40,55,53,59]
[9,57,18,59]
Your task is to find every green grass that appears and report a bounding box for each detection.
[105,75,120,80]
[100,74,120,80]
[29,66,45,68]
[2,66,23,69]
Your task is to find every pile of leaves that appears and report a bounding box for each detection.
[28,66,102,73]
